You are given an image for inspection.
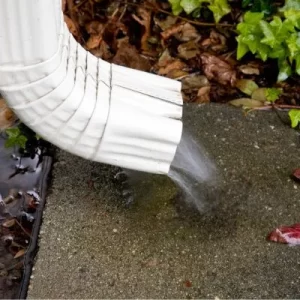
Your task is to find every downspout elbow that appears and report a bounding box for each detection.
[0,0,183,174]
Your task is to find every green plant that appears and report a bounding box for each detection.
[289,109,300,128]
[236,10,300,81]
[242,0,275,16]
[168,0,230,23]
[265,88,282,102]
[5,127,27,148]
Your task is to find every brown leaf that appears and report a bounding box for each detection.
[161,23,200,42]
[14,249,25,259]
[2,219,16,228]
[177,41,199,60]
[251,88,268,102]
[132,8,151,52]
[229,98,264,108]
[86,34,102,50]
[112,38,151,72]
[196,86,211,103]
[200,53,236,86]
[157,49,173,67]
[182,75,209,90]
[201,30,227,53]
[154,15,177,31]
[0,98,17,130]
[158,60,186,76]
[102,20,128,53]
[61,0,67,12]
[85,21,104,35]
[156,49,188,77]
[235,79,258,96]
[64,15,79,39]
[90,41,113,61]
[238,63,260,75]
[184,280,192,288]
[165,69,189,79]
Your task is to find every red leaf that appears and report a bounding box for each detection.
[292,168,300,182]
[268,223,300,245]
[184,280,192,288]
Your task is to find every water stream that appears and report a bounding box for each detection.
[168,130,219,212]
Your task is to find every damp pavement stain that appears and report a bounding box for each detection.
[29,104,300,299]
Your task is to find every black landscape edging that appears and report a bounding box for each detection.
[18,156,52,300]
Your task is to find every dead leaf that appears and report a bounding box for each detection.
[182,75,209,90]
[165,69,189,79]
[154,15,177,31]
[0,98,17,130]
[14,249,25,259]
[90,41,113,61]
[85,21,104,35]
[196,86,211,103]
[238,64,260,75]
[268,223,300,245]
[132,8,151,52]
[157,49,188,78]
[235,79,258,96]
[177,41,199,60]
[201,30,227,52]
[61,0,67,12]
[86,34,102,50]
[64,15,79,39]
[157,49,173,67]
[161,23,200,42]
[292,168,300,182]
[102,20,128,53]
[2,219,16,228]
[200,53,236,86]
[158,60,186,76]
[229,98,264,108]
[251,88,268,102]
[184,280,192,288]
[112,38,151,72]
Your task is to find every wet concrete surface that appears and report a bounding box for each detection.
[0,135,50,299]
[0,135,42,198]
[29,104,300,299]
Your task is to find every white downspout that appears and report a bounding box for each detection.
[0,0,183,174]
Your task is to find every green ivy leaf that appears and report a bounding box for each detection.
[243,11,264,24]
[278,59,292,81]
[251,0,274,15]
[237,10,300,81]
[265,88,282,102]
[295,55,300,75]
[289,109,300,128]
[169,0,183,15]
[5,127,27,149]
[180,0,201,14]
[236,38,249,59]
[286,33,300,57]
[208,0,230,23]
[256,43,269,61]
[242,0,252,8]
[280,0,300,11]
[168,0,230,23]
[260,20,276,47]
[284,10,300,29]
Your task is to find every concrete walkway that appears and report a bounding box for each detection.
[29,104,300,299]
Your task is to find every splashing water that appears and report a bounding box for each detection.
[168,130,219,212]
